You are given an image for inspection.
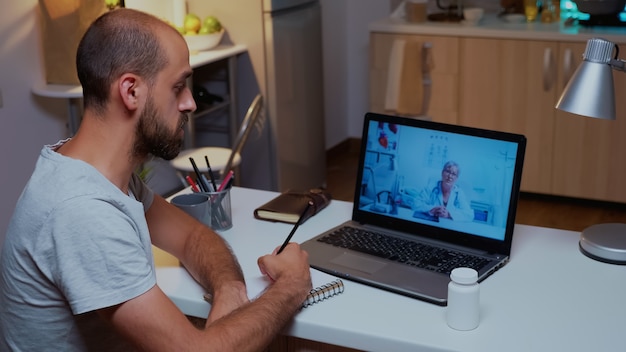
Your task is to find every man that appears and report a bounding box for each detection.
[0,8,312,351]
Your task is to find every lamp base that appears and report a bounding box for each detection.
[579,223,626,265]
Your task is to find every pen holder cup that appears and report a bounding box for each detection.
[201,187,232,231]
[171,193,212,227]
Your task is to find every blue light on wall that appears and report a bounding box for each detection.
[561,0,626,20]
[561,0,588,20]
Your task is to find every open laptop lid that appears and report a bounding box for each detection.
[353,113,527,256]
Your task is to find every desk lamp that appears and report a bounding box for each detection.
[556,37,626,264]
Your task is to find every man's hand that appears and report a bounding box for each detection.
[258,243,311,293]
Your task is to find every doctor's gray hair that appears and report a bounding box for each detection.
[443,161,460,176]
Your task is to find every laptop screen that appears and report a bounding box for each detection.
[354,113,526,253]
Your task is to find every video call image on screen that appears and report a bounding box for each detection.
[358,120,519,241]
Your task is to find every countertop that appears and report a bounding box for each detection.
[157,186,626,352]
[370,15,626,43]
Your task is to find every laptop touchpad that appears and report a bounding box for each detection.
[330,252,386,274]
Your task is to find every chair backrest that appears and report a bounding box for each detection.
[221,94,264,177]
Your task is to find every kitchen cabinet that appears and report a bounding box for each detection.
[458,38,558,194]
[552,41,626,202]
[369,33,459,125]
[458,38,626,202]
[369,23,626,202]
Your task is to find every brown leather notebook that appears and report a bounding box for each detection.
[254,189,332,224]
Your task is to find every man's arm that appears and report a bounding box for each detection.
[146,195,248,320]
[97,194,312,351]
[100,242,311,351]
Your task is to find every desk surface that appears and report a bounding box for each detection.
[32,44,247,98]
[157,187,626,352]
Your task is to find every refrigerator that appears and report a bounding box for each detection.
[263,0,326,191]
[189,0,327,192]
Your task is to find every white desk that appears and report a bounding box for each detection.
[157,187,626,352]
[32,44,247,142]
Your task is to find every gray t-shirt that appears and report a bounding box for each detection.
[0,140,156,351]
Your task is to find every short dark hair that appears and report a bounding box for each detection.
[76,9,170,114]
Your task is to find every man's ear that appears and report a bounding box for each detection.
[118,74,143,112]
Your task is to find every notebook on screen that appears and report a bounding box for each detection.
[301,112,527,305]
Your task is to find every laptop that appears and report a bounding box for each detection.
[301,112,526,305]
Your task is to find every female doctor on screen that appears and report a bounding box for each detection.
[412,161,474,221]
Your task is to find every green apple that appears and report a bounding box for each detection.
[105,0,120,8]
[184,13,202,34]
[202,16,222,33]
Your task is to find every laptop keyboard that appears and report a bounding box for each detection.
[317,226,493,275]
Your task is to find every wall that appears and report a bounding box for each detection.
[320,1,349,149]
[0,1,68,250]
[323,0,392,148]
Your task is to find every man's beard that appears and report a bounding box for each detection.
[133,97,188,161]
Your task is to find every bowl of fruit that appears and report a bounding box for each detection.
[180,14,224,53]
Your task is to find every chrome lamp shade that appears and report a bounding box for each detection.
[556,38,618,120]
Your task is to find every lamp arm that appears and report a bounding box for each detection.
[610,58,626,72]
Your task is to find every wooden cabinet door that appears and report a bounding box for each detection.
[369,32,459,124]
[458,38,557,194]
[552,41,626,202]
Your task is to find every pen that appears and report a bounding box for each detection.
[201,174,213,192]
[224,173,235,189]
[189,157,209,192]
[277,201,313,254]
[217,170,234,192]
[185,175,200,193]
[204,155,218,191]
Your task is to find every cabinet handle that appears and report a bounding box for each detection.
[421,42,433,117]
[543,47,555,91]
[563,48,573,88]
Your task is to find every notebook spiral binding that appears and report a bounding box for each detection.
[302,279,344,308]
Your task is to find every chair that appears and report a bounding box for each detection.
[359,166,376,207]
[170,94,264,179]
[361,157,398,213]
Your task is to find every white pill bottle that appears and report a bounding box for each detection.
[446,267,480,331]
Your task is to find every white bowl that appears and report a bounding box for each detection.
[184,29,224,53]
[463,7,484,24]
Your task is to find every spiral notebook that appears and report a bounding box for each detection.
[242,269,344,309]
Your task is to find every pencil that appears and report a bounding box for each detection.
[185,175,200,193]
[189,157,209,192]
[217,170,235,192]
[277,201,313,254]
[204,155,218,191]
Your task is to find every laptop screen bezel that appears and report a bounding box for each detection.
[351,112,527,256]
